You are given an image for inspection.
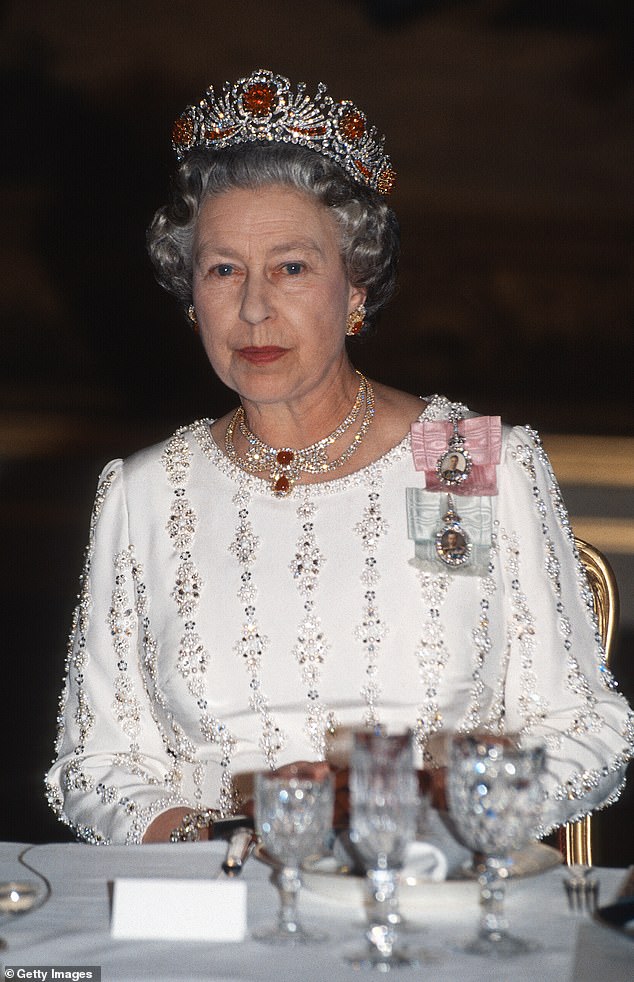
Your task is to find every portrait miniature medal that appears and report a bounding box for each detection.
[435,495,472,568]
[436,418,473,488]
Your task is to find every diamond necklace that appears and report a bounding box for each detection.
[224,371,375,496]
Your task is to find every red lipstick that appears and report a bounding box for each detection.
[237,346,288,365]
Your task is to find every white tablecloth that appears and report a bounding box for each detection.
[1,841,631,982]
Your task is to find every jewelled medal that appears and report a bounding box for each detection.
[436,418,473,488]
[435,495,471,568]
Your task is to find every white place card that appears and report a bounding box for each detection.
[111,877,247,941]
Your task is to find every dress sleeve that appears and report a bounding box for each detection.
[494,426,633,833]
[44,460,192,844]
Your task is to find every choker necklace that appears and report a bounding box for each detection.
[225,371,375,496]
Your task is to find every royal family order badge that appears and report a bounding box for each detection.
[436,421,473,488]
[411,415,502,496]
[435,496,472,568]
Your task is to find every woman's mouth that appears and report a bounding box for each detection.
[237,346,289,365]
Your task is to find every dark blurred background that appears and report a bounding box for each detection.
[2,1,632,863]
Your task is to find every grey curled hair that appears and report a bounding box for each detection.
[146,143,400,335]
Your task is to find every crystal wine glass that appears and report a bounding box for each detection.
[344,729,428,969]
[447,731,546,957]
[254,763,334,944]
[0,879,48,950]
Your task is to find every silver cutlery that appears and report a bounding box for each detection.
[563,864,600,914]
[221,827,257,878]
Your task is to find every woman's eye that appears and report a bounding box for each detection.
[282,262,304,275]
[214,264,235,277]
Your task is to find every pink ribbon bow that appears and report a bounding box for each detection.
[410,416,502,495]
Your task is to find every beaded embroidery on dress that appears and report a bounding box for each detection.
[44,396,633,844]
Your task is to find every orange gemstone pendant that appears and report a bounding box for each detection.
[271,448,296,495]
[273,475,291,495]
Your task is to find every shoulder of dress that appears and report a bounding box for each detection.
[115,420,213,479]
[421,394,510,424]
[420,394,475,420]
[424,396,545,442]
[499,423,558,479]
[97,457,123,483]
[502,422,544,450]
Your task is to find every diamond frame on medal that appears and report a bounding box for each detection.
[436,443,473,487]
[435,518,472,568]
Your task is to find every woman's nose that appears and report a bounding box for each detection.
[239,272,272,325]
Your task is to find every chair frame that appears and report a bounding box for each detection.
[559,537,620,866]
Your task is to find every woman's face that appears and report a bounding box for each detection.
[191,185,365,408]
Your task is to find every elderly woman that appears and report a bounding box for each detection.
[46,70,632,846]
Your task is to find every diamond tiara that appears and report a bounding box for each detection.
[171,68,396,195]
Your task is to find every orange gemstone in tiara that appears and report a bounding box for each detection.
[242,82,277,117]
[172,115,194,150]
[203,125,239,141]
[288,125,328,137]
[339,109,365,141]
[353,159,371,181]
[377,167,396,195]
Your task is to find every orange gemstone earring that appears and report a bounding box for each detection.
[346,304,366,336]
[187,304,199,334]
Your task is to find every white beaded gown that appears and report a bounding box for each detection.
[45,397,633,844]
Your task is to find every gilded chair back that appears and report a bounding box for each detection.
[561,538,620,866]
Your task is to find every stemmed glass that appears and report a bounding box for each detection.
[254,763,334,944]
[344,729,426,969]
[0,849,50,950]
[447,731,546,957]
